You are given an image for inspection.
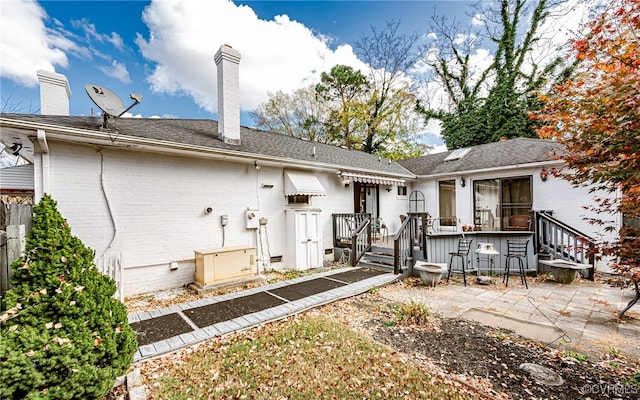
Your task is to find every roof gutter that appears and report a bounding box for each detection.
[36,129,50,198]
[1,118,414,180]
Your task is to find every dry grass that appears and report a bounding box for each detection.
[394,301,431,326]
[138,314,471,399]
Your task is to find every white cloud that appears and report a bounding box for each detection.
[72,18,126,51]
[430,143,448,154]
[528,0,598,70]
[99,60,131,84]
[135,0,367,113]
[424,32,437,41]
[0,0,76,86]
[471,13,484,26]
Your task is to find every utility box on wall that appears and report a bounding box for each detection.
[193,246,256,286]
[245,209,260,229]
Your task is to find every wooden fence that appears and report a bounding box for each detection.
[1,196,33,232]
[0,225,26,295]
[1,197,123,299]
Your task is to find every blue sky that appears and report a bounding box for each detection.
[1,0,591,151]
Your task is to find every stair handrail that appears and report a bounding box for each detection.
[535,210,595,243]
[349,218,372,267]
[407,212,430,253]
[533,210,597,279]
[393,215,414,274]
[332,213,370,248]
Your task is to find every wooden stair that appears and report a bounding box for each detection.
[357,246,411,277]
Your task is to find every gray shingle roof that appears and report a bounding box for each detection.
[397,138,565,176]
[0,114,412,177]
[1,114,566,179]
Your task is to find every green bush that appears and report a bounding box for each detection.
[0,194,137,399]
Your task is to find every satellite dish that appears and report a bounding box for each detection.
[85,84,125,117]
[85,84,143,129]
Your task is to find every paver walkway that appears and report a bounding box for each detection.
[129,267,398,361]
[379,277,640,361]
[129,266,640,363]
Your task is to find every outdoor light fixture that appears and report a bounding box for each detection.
[254,161,261,170]
[9,143,22,156]
[386,187,392,192]
[460,176,466,187]
[540,168,549,182]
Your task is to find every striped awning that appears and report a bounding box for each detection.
[284,171,326,196]
[340,172,406,186]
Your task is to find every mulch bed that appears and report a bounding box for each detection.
[337,293,640,400]
[128,268,388,347]
[130,313,194,347]
[267,277,346,301]
[327,268,388,283]
[184,291,286,328]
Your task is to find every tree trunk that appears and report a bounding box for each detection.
[619,280,639,319]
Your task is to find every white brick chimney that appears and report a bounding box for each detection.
[37,70,71,115]
[214,44,241,145]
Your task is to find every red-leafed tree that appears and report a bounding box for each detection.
[534,0,639,317]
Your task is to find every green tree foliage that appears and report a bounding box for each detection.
[419,0,568,149]
[534,0,640,317]
[252,20,427,160]
[316,65,370,149]
[354,20,427,158]
[249,85,331,144]
[0,194,137,399]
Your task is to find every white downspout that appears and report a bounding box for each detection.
[36,129,50,200]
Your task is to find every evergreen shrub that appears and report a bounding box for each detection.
[0,194,137,399]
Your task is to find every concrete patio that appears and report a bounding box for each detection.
[378,276,640,361]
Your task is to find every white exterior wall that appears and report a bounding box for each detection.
[412,167,618,242]
[45,142,272,296]
[37,140,410,296]
[377,185,412,234]
[411,180,439,220]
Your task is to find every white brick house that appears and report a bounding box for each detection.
[0,45,619,296]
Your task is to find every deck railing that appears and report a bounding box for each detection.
[332,213,371,266]
[533,210,596,279]
[407,212,430,257]
[350,218,372,267]
[394,215,415,274]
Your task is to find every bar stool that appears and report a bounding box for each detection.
[503,239,529,288]
[447,238,474,286]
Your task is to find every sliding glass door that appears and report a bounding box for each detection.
[473,176,532,231]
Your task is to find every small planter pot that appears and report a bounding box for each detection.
[414,262,447,287]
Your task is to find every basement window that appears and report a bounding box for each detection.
[287,194,310,205]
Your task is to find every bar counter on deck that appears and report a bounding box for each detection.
[425,230,536,274]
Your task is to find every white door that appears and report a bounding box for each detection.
[295,210,322,270]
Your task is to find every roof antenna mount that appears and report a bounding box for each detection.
[85,84,143,134]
